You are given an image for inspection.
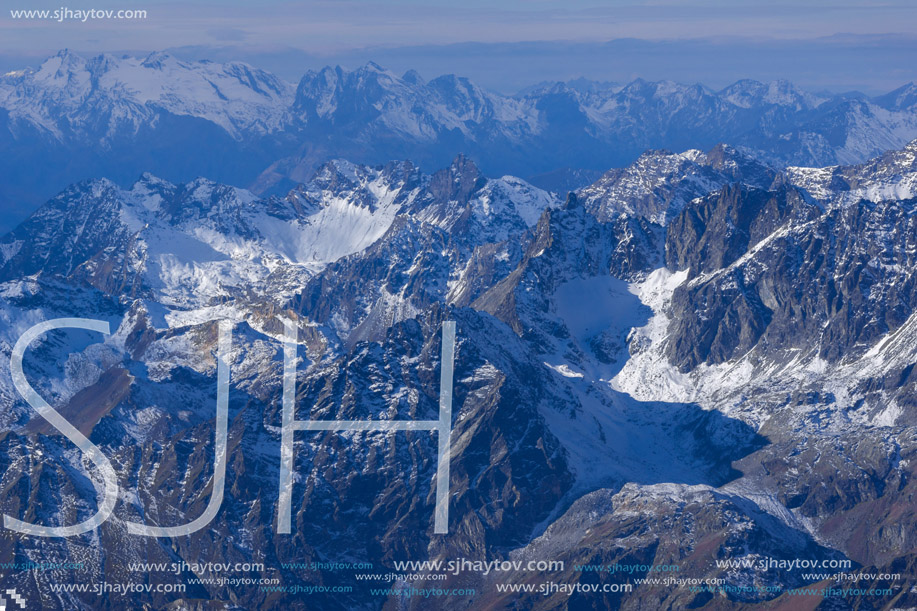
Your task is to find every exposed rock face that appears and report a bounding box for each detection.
[2,141,917,609]
[665,185,917,372]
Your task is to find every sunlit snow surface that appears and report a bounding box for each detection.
[0,51,294,140]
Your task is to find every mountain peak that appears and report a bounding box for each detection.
[361,60,388,74]
[428,154,485,204]
[447,154,484,185]
[135,171,166,185]
[563,192,582,210]
[873,81,917,110]
[40,48,87,74]
[316,159,365,184]
[140,51,174,69]
[54,48,80,60]
[402,69,424,85]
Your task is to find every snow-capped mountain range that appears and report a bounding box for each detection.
[0,51,293,140]
[2,49,917,234]
[2,136,917,608]
[0,156,559,315]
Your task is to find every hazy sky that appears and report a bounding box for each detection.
[2,0,915,92]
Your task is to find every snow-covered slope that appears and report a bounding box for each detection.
[294,62,536,141]
[0,156,558,317]
[0,50,294,140]
[577,144,778,224]
[788,138,917,206]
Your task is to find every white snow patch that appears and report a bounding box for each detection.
[0,240,23,264]
[543,362,584,378]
